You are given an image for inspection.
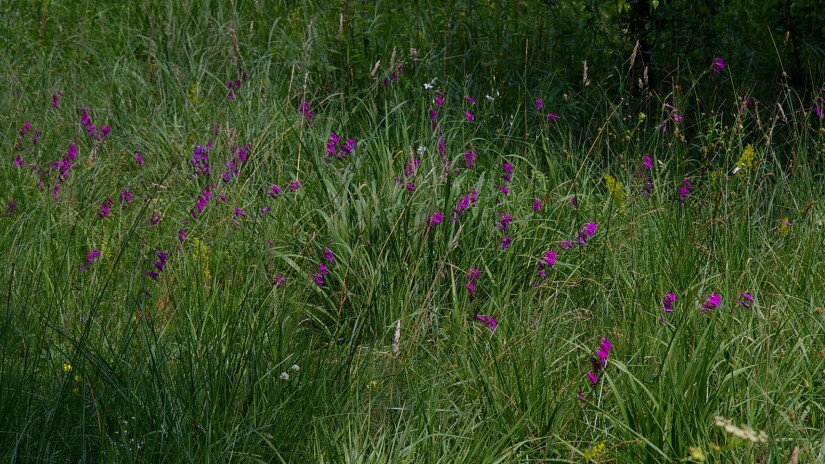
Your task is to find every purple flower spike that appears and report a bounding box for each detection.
[738,293,754,309]
[701,293,722,313]
[710,56,725,74]
[474,314,498,332]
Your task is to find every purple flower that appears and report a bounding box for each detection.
[502,162,514,182]
[500,236,512,249]
[678,179,693,204]
[86,249,101,265]
[642,155,653,170]
[532,198,542,212]
[233,207,246,218]
[536,249,557,279]
[178,228,186,243]
[268,185,282,199]
[288,179,302,192]
[323,248,335,263]
[474,314,497,332]
[464,111,474,122]
[710,56,725,74]
[299,101,314,120]
[586,371,599,385]
[149,213,161,225]
[662,293,677,313]
[119,189,133,206]
[534,98,543,110]
[434,92,444,108]
[428,211,444,229]
[97,198,113,219]
[576,222,598,246]
[466,95,475,105]
[227,90,236,101]
[134,151,144,166]
[452,189,479,220]
[571,196,578,207]
[429,109,438,129]
[498,185,509,196]
[463,149,477,169]
[152,251,168,272]
[274,275,286,286]
[701,293,722,313]
[560,240,574,251]
[738,293,754,309]
[546,113,560,123]
[51,92,62,110]
[466,268,480,283]
[498,212,513,231]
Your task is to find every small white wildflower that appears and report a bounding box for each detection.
[279,372,289,381]
[732,166,740,174]
[416,145,427,155]
[424,78,437,90]
[485,94,495,102]
[291,364,300,371]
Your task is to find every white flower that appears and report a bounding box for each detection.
[423,78,437,90]
[485,94,495,102]
[732,166,740,174]
[416,146,427,155]
[291,364,300,371]
[279,372,289,381]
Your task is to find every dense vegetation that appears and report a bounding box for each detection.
[2,1,824,462]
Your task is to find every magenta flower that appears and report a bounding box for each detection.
[570,196,578,207]
[299,101,314,120]
[500,236,512,249]
[701,293,722,313]
[662,293,677,313]
[428,211,444,229]
[535,249,557,279]
[51,92,62,110]
[532,198,542,212]
[86,249,101,265]
[452,189,478,220]
[546,113,560,123]
[678,179,693,204]
[498,212,513,230]
[324,247,335,263]
[97,198,114,219]
[149,213,161,225]
[178,228,186,244]
[642,155,653,170]
[466,95,475,105]
[474,314,497,332]
[119,189,133,207]
[502,162,514,182]
[710,56,725,74]
[273,275,286,287]
[288,179,302,192]
[434,91,444,107]
[268,185,282,199]
[560,240,574,251]
[586,371,599,385]
[576,222,598,246]
[463,149,477,169]
[464,111,474,122]
[738,293,754,309]
[134,151,144,166]
[534,98,543,110]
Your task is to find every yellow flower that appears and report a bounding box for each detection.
[63,362,72,373]
[688,446,705,462]
[604,174,626,207]
[193,237,211,281]
[187,82,200,105]
[583,442,606,462]
[74,374,83,383]
[736,144,755,171]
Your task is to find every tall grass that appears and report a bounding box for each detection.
[1,1,824,462]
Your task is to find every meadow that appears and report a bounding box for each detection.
[2,1,825,462]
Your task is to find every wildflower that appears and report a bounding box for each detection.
[134,151,144,166]
[473,314,497,332]
[149,213,161,225]
[678,179,693,204]
[713,416,768,443]
[571,196,578,207]
[586,371,599,385]
[191,144,211,177]
[51,91,62,110]
[500,236,512,249]
[268,185,282,199]
[233,207,246,221]
[291,364,300,371]
[560,240,575,251]
[178,228,186,244]
[701,293,722,313]
[532,198,542,212]
[97,198,114,219]
[299,101,314,120]
[428,211,444,229]
[119,189,133,206]
[638,155,654,196]
[535,249,556,279]
[738,96,751,114]
[434,91,444,107]
[152,252,168,272]
[534,98,543,110]
[583,443,606,462]
[688,446,706,462]
[288,179,302,192]
[738,293,754,309]
[502,162,514,182]
[498,185,509,195]
[498,212,513,230]
[452,189,478,220]
[429,109,438,129]
[63,363,72,373]
[604,173,626,206]
[736,144,755,172]
[323,247,335,263]
[778,217,793,237]
[710,56,725,74]
[463,148,477,168]
[82,249,101,271]
[466,95,475,105]
[416,145,427,155]
[577,222,598,246]
[546,113,560,123]
[279,372,289,381]
[465,268,480,300]
[273,275,286,286]
[464,111,474,122]
[642,155,653,170]
[662,293,677,313]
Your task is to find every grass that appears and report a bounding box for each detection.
[1,1,825,462]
